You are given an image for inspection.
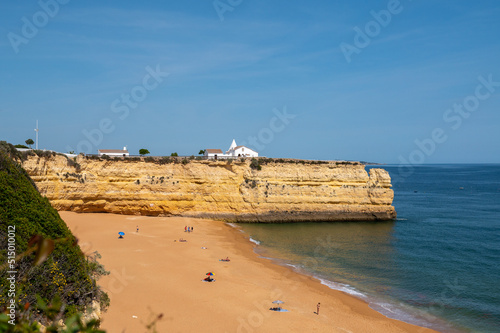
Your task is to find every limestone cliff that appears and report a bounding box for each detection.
[20,155,396,222]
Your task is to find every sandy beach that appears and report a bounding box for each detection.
[61,211,438,333]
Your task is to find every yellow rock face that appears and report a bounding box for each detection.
[21,155,396,222]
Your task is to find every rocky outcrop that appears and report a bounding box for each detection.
[20,155,396,222]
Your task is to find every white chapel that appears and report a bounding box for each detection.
[205,139,258,159]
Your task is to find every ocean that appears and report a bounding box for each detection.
[234,164,500,333]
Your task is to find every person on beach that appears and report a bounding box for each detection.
[316,302,320,315]
[185,226,187,232]
[191,226,194,232]
[188,226,191,232]
[136,225,139,232]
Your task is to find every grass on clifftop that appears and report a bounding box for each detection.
[0,141,109,330]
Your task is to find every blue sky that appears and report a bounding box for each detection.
[1,0,499,163]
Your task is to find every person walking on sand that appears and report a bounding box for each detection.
[316,302,320,315]
[136,225,139,232]
[185,226,187,232]
[191,226,194,232]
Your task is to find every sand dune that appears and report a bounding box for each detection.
[61,212,437,333]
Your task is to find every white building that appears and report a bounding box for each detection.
[205,140,258,159]
[98,147,129,157]
[204,149,224,159]
[225,139,258,158]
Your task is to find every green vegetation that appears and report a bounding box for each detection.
[25,139,34,149]
[0,141,109,329]
[198,149,205,155]
[14,145,28,149]
[249,158,262,171]
[170,152,178,157]
[157,156,173,165]
[139,149,150,156]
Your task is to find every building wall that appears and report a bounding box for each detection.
[98,152,129,157]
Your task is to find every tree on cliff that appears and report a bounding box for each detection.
[198,149,206,155]
[171,152,178,157]
[139,148,150,156]
[25,138,34,149]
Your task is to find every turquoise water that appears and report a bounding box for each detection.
[235,164,500,333]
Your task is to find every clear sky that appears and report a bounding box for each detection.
[1,0,499,163]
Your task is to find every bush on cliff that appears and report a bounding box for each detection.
[0,142,109,327]
[250,158,261,171]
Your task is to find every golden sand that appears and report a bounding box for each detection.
[61,212,437,333]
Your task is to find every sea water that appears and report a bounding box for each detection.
[235,164,500,333]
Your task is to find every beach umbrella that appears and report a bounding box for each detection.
[206,272,213,276]
[118,232,125,236]
[272,300,284,310]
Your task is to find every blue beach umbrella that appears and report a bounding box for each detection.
[118,232,125,236]
[272,300,284,310]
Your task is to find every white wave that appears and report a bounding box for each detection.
[369,302,436,330]
[226,222,246,233]
[319,278,440,330]
[318,278,366,298]
[249,237,261,245]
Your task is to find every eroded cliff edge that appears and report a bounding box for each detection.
[20,155,396,222]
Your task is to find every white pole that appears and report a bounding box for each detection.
[34,120,39,150]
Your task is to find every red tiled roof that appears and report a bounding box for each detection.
[205,149,223,154]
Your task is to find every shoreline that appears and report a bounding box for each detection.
[239,233,457,333]
[227,223,457,333]
[61,211,439,332]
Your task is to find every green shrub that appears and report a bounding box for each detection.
[0,144,109,325]
[157,157,172,165]
[250,158,261,171]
